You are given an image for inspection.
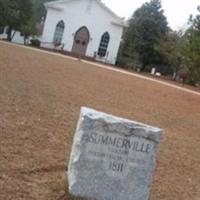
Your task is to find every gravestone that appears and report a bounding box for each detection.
[68,107,164,200]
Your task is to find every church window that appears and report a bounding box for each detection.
[53,20,65,45]
[98,32,110,57]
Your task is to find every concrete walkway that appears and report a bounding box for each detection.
[1,41,200,97]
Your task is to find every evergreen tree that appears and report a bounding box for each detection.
[156,31,185,79]
[118,0,168,71]
[184,6,200,85]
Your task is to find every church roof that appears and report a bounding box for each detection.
[44,0,127,27]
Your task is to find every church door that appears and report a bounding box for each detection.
[72,26,90,55]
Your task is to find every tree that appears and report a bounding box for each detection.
[118,0,168,71]
[156,31,185,80]
[0,0,36,41]
[0,0,21,40]
[33,0,54,22]
[20,17,37,44]
[0,0,6,27]
[184,6,200,85]
[117,28,140,70]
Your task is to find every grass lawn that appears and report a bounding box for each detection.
[0,42,200,200]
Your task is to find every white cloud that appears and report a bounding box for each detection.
[102,0,199,30]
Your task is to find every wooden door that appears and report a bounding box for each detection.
[72,27,90,55]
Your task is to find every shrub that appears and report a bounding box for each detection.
[30,39,41,47]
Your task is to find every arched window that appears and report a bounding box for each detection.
[98,32,110,57]
[53,20,65,45]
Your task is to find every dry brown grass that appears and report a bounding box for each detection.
[0,42,200,200]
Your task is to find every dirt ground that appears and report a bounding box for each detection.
[0,42,200,200]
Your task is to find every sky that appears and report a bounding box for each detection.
[102,0,200,30]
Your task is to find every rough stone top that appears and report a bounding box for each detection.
[80,107,163,143]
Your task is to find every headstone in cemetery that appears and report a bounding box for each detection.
[68,107,164,200]
[155,72,161,76]
[151,68,156,75]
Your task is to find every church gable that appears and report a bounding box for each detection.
[45,0,126,27]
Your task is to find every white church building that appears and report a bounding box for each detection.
[41,0,126,64]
